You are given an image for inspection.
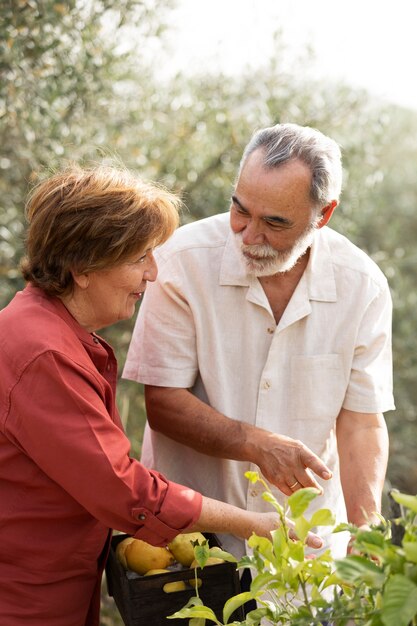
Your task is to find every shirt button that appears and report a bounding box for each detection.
[92,337,99,344]
[107,364,111,371]
[250,490,258,498]
[137,513,146,521]
[267,327,274,334]
[262,380,271,390]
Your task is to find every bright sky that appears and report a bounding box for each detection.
[165,0,417,111]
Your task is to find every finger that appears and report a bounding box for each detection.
[285,467,321,493]
[288,526,323,549]
[301,449,332,481]
[287,479,301,491]
[298,468,324,493]
[280,483,296,497]
[306,531,323,549]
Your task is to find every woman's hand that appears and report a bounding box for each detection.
[253,511,323,549]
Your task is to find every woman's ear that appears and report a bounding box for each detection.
[317,200,338,228]
[71,270,90,289]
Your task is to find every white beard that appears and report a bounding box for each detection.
[236,219,319,277]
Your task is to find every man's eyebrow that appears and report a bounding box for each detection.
[231,195,293,227]
[231,195,246,211]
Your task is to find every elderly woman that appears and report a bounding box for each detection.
[0,165,321,625]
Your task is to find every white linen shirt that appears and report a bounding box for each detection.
[123,212,395,559]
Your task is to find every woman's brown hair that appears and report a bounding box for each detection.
[20,164,181,296]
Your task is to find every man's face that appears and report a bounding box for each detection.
[230,150,321,276]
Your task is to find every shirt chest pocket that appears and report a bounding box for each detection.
[289,354,346,448]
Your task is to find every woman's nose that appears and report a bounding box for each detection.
[144,253,158,282]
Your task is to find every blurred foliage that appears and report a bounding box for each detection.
[2,2,417,622]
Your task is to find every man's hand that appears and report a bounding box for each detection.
[250,430,332,496]
[145,386,332,496]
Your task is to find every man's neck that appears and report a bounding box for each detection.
[258,250,310,324]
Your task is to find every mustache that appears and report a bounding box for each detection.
[240,242,278,259]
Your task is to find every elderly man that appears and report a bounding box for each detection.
[123,123,394,559]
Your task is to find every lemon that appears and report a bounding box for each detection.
[168,532,206,567]
[163,581,187,593]
[144,569,170,576]
[125,539,175,575]
[188,576,203,589]
[115,537,135,569]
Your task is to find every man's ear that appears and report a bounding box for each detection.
[71,270,90,289]
[317,200,338,229]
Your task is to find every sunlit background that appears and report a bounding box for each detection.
[166,0,417,110]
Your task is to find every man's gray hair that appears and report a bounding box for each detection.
[238,123,343,206]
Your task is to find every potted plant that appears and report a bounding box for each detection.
[168,471,417,626]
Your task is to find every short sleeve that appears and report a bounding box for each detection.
[123,253,199,388]
[343,281,395,413]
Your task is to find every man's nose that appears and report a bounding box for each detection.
[241,220,266,246]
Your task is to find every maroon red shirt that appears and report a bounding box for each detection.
[0,285,202,625]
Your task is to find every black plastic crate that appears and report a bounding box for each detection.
[106,533,244,626]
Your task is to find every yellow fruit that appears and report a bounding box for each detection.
[168,532,206,567]
[188,576,203,589]
[115,537,135,569]
[125,539,175,575]
[144,569,169,576]
[190,556,225,568]
[163,581,187,593]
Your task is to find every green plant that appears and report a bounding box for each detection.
[168,472,417,626]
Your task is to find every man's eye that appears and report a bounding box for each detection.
[265,220,283,228]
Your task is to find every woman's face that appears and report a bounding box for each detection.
[78,248,158,331]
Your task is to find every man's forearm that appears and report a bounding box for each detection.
[145,385,253,461]
[337,409,389,526]
[145,385,332,496]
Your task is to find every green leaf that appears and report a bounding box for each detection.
[223,591,255,624]
[355,529,386,548]
[208,547,238,563]
[262,491,284,515]
[288,539,305,561]
[245,606,270,623]
[294,515,311,542]
[288,487,321,518]
[390,492,417,514]
[193,540,210,567]
[271,526,286,558]
[381,574,417,626]
[309,508,336,527]
[250,571,277,593]
[335,555,386,587]
[247,534,274,561]
[167,605,220,623]
[403,541,417,564]
[352,529,390,559]
[333,522,358,534]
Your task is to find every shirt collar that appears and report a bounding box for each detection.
[219,224,337,302]
[219,225,252,287]
[306,227,337,302]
